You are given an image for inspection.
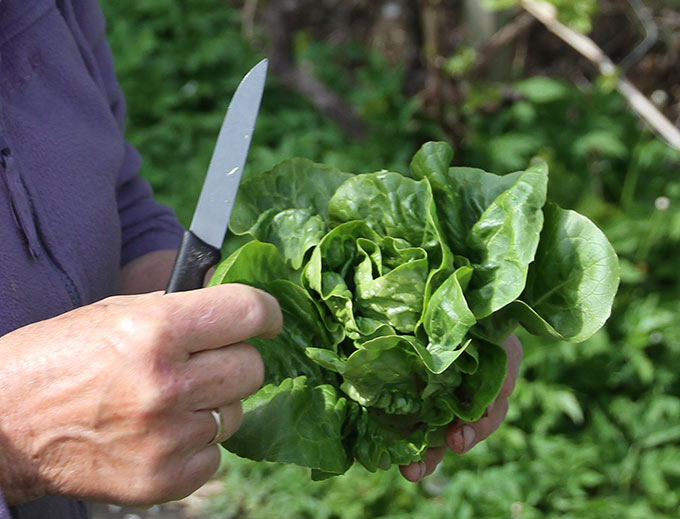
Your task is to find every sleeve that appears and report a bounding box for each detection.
[0,489,11,519]
[63,0,184,266]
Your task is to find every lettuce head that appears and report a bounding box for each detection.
[208,142,619,479]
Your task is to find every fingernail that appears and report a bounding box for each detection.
[462,425,477,452]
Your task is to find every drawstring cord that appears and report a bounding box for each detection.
[1,146,42,258]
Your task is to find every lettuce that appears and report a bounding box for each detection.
[209,141,619,478]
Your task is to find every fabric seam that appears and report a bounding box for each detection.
[0,1,55,48]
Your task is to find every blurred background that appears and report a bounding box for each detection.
[98,0,680,517]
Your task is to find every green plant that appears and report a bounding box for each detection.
[208,141,618,478]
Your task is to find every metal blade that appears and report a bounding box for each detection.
[189,59,267,250]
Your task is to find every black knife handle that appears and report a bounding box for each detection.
[166,230,222,293]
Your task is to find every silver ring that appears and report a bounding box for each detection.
[209,409,225,445]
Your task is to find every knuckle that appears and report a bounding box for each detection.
[221,344,264,397]
[138,374,183,414]
[478,399,509,441]
[156,453,219,503]
[232,285,281,337]
[239,345,265,392]
[496,398,510,421]
[142,443,174,473]
[112,310,164,350]
[239,289,270,332]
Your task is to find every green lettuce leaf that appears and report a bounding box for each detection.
[230,158,353,268]
[432,339,507,423]
[328,171,445,260]
[303,221,429,339]
[419,266,477,373]
[411,143,547,318]
[223,377,353,476]
[510,202,620,342]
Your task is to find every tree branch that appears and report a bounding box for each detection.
[472,12,535,77]
[263,1,367,140]
[520,0,680,151]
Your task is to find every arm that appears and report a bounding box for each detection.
[119,249,178,295]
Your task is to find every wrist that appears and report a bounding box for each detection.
[119,249,178,294]
[0,341,45,506]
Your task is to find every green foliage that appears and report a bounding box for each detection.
[100,0,437,226]
[100,0,680,516]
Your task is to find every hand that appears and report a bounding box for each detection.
[399,334,523,482]
[0,284,282,506]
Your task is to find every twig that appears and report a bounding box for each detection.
[520,0,680,151]
[241,0,259,41]
[472,12,535,76]
[264,2,368,139]
[620,0,658,71]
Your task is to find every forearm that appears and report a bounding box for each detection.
[119,249,178,295]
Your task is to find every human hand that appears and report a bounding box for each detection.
[0,284,282,506]
[399,334,523,482]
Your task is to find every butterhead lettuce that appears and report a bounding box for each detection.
[209,141,619,478]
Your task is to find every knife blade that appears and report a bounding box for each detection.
[166,59,267,293]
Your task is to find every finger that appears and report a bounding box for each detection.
[179,404,243,454]
[201,404,243,445]
[399,460,426,482]
[498,334,523,399]
[399,446,447,482]
[422,446,447,477]
[159,445,222,504]
[446,398,510,453]
[182,344,264,409]
[160,402,244,458]
[161,283,283,354]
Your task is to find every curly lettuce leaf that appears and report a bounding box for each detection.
[411,142,548,318]
[230,158,353,268]
[340,335,425,414]
[433,339,507,423]
[246,208,328,269]
[350,406,429,472]
[328,171,444,259]
[303,221,428,339]
[419,266,477,373]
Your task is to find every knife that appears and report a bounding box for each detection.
[166,59,268,293]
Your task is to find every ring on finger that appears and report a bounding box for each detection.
[208,408,226,445]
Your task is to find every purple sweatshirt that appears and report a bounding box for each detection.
[0,0,184,517]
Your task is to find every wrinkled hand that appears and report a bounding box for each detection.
[400,335,523,482]
[0,284,282,506]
